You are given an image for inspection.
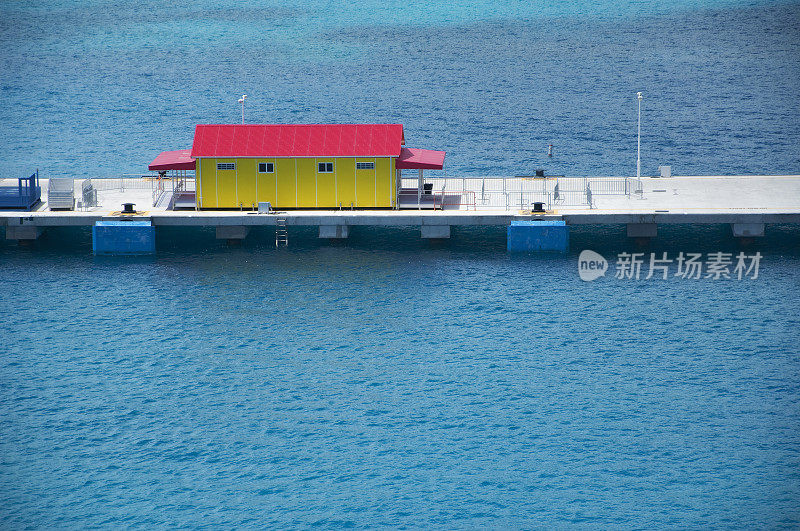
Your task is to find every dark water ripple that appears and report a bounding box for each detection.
[2,226,800,527]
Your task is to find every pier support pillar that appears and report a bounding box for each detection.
[93,220,155,255]
[5,225,44,241]
[421,225,450,239]
[731,223,764,238]
[507,220,569,252]
[626,223,657,238]
[319,225,349,239]
[216,225,250,241]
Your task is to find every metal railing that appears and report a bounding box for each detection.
[87,175,156,192]
[80,173,196,210]
[81,179,97,209]
[151,172,196,207]
[401,176,550,210]
[400,175,633,210]
[83,173,631,212]
[588,177,630,196]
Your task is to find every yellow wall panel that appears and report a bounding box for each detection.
[337,158,356,208]
[198,158,217,208]
[255,159,277,206]
[275,158,297,208]
[389,157,396,207]
[355,158,375,208]
[317,162,336,208]
[296,158,317,207]
[375,157,392,208]
[215,158,238,208]
[236,158,257,209]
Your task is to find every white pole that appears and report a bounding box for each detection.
[238,94,247,124]
[418,168,423,209]
[636,91,642,179]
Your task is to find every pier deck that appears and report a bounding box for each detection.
[2,175,799,232]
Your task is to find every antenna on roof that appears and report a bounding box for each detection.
[238,94,247,124]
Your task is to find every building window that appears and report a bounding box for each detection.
[318,162,334,173]
[258,162,274,173]
[217,163,235,171]
[356,162,375,170]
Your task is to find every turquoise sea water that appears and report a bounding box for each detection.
[2,1,800,528]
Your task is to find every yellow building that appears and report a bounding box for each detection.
[188,123,443,210]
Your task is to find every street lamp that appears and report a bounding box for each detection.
[238,94,247,124]
[636,91,642,180]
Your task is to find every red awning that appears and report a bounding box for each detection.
[148,149,196,171]
[395,147,445,170]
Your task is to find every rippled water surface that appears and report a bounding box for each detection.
[2,1,800,528]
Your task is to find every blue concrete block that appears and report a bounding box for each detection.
[507,220,569,252]
[93,220,155,255]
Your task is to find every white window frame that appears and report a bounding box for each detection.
[356,162,375,170]
[318,162,334,173]
[217,162,235,171]
[258,162,274,173]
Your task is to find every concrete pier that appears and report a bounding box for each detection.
[731,223,765,238]
[5,225,44,240]
[319,225,350,239]
[2,174,799,251]
[420,225,451,239]
[627,223,658,238]
[215,225,250,240]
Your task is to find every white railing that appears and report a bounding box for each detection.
[151,173,197,207]
[400,175,553,210]
[83,173,196,210]
[88,175,157,192]
[589,177,628,195]
[399,175,632,210]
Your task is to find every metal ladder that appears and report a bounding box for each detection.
[275,218,288,247]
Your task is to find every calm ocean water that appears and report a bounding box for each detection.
[2,1,800,528]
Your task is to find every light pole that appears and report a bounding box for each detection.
[238,94,247,124]
[636,91,642,180]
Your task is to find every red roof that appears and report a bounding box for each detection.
[191,124,405,158]
[395,147,446,170]
[148,149,196,171]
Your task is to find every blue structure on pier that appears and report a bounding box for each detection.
[0,172,41,210]
[92,220,155,255]
[507,220,569,252]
